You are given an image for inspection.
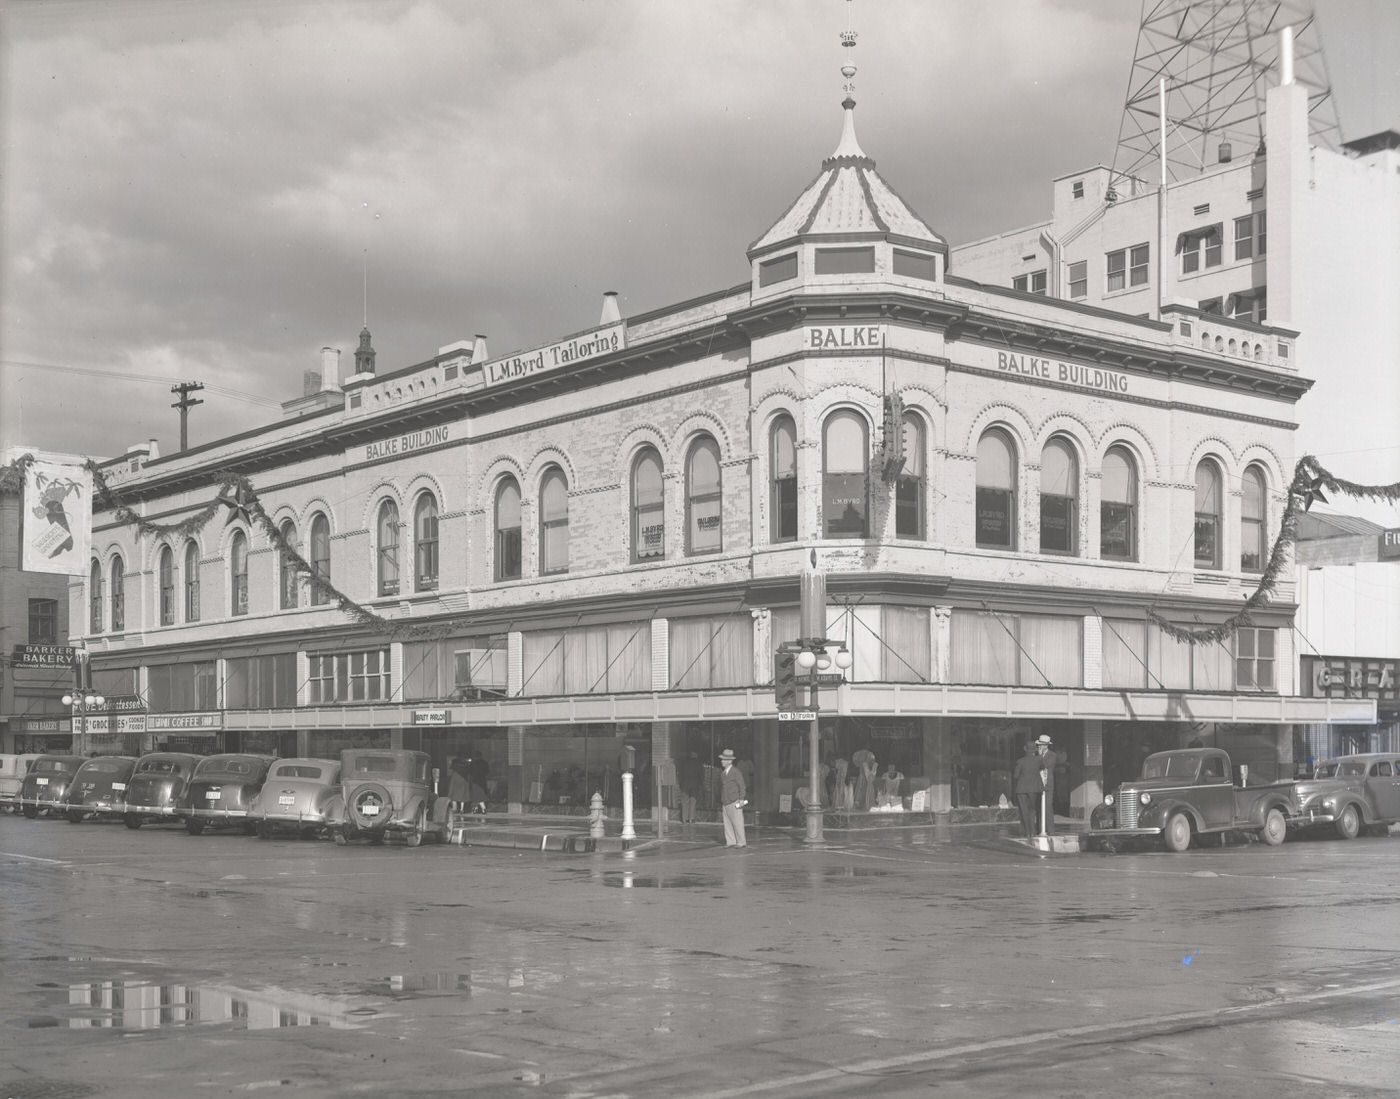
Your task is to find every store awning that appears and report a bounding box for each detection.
[220,685,1376,731]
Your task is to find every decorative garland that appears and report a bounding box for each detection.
[5,451,1397,647]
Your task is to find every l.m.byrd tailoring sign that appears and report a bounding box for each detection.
[365,425,451,463]
[482,322,625,389]
[807,325,885,351]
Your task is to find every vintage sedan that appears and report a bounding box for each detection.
[327,749,451,847]
[180,754,275,835]
[247,757,342,839]
[17,755,87,818]
[1291,753,1400,840]
[63,756,139,822]
[0,753,40,813]
[122,752,203,829]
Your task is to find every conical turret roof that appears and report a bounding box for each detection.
[748,96,946,257]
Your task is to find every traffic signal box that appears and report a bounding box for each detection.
[774,651,800,711]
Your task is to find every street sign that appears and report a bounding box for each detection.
[814,673,845,685]
[777,711,818,721]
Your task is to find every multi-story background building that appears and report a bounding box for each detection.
[69,53,1375,822]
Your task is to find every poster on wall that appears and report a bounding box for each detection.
[21,458,91,575]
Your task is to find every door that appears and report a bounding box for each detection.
[1196,751,1234,828]
[1365,760,1400,820]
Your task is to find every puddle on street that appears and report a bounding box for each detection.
[14,973,375,1031]
[600,873,719,889]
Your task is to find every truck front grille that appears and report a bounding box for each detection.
[1115,796,1139,829]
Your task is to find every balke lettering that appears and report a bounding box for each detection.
[809,326,882,350]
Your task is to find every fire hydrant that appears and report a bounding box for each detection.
[589,792,605,839]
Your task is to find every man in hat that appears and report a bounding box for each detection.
[1035,734,1056,835]
[1011,740,1043,839]
[718,748,747,848]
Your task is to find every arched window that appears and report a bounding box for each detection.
[686,437,722,554]
[309,514,330,606]
[414,494,439,591]
[1194,460,1222,568]
[89,559,103,633]
[279,520,298,610]
[631,449,665,561]
[159,546,175,626]
[110,556,125,632]
[895,413,925,539]
[1039,438,1078,555]
[377,500,400,596]
[539,469,569,574]
[184,541,201,622]
[495,478,522,581]
[1100,446,1138,561]
[823,410,868,538]
[1241,465,1267,573]
[770,415,798,543]
[976,429,1017,549]
[230,532,248,616]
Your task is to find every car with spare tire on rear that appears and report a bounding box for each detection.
[326,748,450,848]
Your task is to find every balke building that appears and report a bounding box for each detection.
[69,72,1374,822]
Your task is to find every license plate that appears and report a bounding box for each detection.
[361,804,380,816]
[36,777,49,786]
[112,783,126,791]
[205,791,221,800]
[278,795,295,806]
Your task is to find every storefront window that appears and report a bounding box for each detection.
[522,723,653,811]
[148,662,218,712]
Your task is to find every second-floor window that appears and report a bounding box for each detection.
[279,520,298,610]
[184,541,200,622]
[1068,260,1087,299]
[1039,438,1077,555]
[823,410,868,538]
[109,556,125,631]
[495,478,522,580]
[632,450,664,562]
[309,515,330,606]
[377,500,400,596]
[895,413,925,539]
[1241,465,1267,573]
[159,546,175,625]
[1236,627,1275,690]
[230,532,248,616]
[771,416,797,543]
[1107,243,1149,291]
[308,649,390,703]
[686,437,722,554]
[976,429,1017,549]
[29,598,57,643]
[1194,460,1222,569]
[539,469,569,574]
[89,559,103,632]
[415,494,439,591]
[1100,446,1138,561]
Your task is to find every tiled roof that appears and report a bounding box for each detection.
[748,100,945,256]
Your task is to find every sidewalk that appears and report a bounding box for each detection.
[448,810,1089,856]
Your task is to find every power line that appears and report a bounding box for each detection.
[1,359,282,409]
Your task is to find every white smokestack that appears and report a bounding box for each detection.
[600,291,621,325]
[320,346,342,390]
[471,335,489,364]
[1280,25,1294,86]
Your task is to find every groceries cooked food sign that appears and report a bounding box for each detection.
[481,323,625,389]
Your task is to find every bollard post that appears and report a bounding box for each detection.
[1038,789,1047,838]
[621,771,636,840]
[589,792,605,839]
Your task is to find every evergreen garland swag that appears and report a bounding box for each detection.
[4,451,1397,647]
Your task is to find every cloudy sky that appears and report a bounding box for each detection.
[2,0,1397,518]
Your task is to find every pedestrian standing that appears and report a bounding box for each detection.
[678,750,704,824]
[718,748,747,848]
[1035,734,1056,835]
[1012,740,1042,839]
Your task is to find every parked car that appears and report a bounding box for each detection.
[247,757,342,839]
[122,752,203,829]
[327,749,451,847]
[1290,753,1400,840]
[63,756,139,822]
[1088,748,1296,853]
[179,754,275,835]
[0,753,40,813]
[17,755,87,818]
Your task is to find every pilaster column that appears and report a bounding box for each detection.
[1079,719,1104,812]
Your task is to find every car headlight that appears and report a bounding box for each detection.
[1140,792,1152,806]
[1104,794,1115,807]
[1321,797,1336,811]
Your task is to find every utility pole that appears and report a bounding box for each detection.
[170,382,204,451]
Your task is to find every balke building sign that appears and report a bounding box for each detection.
[481,323,625,389]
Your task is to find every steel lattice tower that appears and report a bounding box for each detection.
[1112,0,1343,187]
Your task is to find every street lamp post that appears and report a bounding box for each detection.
[61,689,105,757]
[792,637,853,844]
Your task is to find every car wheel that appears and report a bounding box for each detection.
[22,805,38,819]
[1335,804,1361,841]
[186,818,207,836]
[1163,812,1192,853]
[1260,807,1287,846]
[123,814,142,830]
[67,810,85,824]
[404,806,426,848]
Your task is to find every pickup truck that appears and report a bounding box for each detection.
[1087,748,1295,853]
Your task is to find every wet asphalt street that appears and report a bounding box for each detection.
[1,816,1398,1099]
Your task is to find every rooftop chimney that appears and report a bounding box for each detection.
[320,347,341,391]
[599,291,621,325]
[146,439,159,461]
[471,334,489,364]
[304,369,321,397]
